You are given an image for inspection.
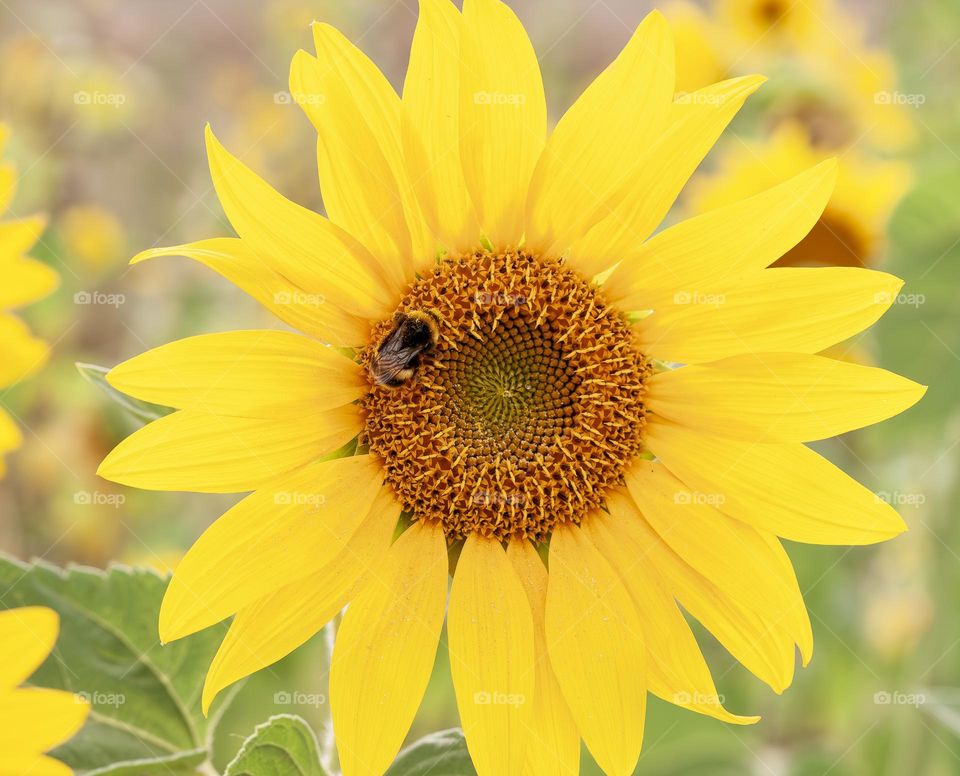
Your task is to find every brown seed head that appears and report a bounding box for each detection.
[360,250,650,542]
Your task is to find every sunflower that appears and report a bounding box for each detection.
[0,125,58,476]
[714,0,825,52]
[98,4,925,774]
[665,0,916,153]
[685,123,912,268]
[0,607,89,775]
[759,27,917,153]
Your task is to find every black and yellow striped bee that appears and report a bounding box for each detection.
[369,311,439,388]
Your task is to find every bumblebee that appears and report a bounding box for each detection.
[369,311,439,387]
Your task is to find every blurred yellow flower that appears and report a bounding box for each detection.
[0,607,89,775]
[69,66,136,134]
[58,204,126,271]
[99,4,924,774]
[686,123,912,267]
[0,126,58,476]
[663,1,727,94]
[764,37,917,152]
[666,0,917,152]
[863,536,933,660]
[830,48,917,152]
[716,0,825,52]
[0,35,72,124]
[0,36,143,137]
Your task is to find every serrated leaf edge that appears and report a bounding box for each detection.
[224,714,325,776]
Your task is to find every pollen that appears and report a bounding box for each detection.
[360,250,651,542]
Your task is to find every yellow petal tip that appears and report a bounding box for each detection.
[103,366,121,390]
[711,709,761,725]
[645,8,667,24]
[815,157,840,185]
[200,689,214,717]
[158,599,188,645]
[311,21,338,45]
[95,457,115,481]
[291,48,314,64]
[158,622,184,645]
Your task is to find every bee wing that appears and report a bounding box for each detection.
[375,347,417,374]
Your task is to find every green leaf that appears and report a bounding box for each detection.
[874,172,960,446]
[387,729,477,776]
[77,362,173,424]
[84,750,208,776]
[0,555,234,775]
[224,715,328,776]
[889,170,960,259]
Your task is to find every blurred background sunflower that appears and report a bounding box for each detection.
[0,0,958,773]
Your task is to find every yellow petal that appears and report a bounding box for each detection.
[315,22,435,266]
[0,315,48,387]
[0,161,15,215]
[604,160,837,310]
[567,75,765,279]
[582,513,758,725]
[0,607,58,689]
[159,454,384,642]
[107,330,366,419]
[98,405,359,493]
[645,417,907,544]
[525,11,674,255]
[131,238,369,347]
[0,754,72,776]
[506,539,580,776]
[759,531,813,666]
[625,460,811,663]
[205,126,398,319]
[403,0,480,251]
[0,408,22,468]
[290,26,427,282]
[0,214,46,259]
[332,521,448,776]
[458,0,546,249]
[448,534,535,776]
[202,488,401,713]
[0,258,58,310]
[608,489,797,692]
[647,353,927,442]
[545,523,646,776]
[637,267,902,363]
[0,687,89,753]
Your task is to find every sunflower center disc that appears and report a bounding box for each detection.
[360,251,651,542]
